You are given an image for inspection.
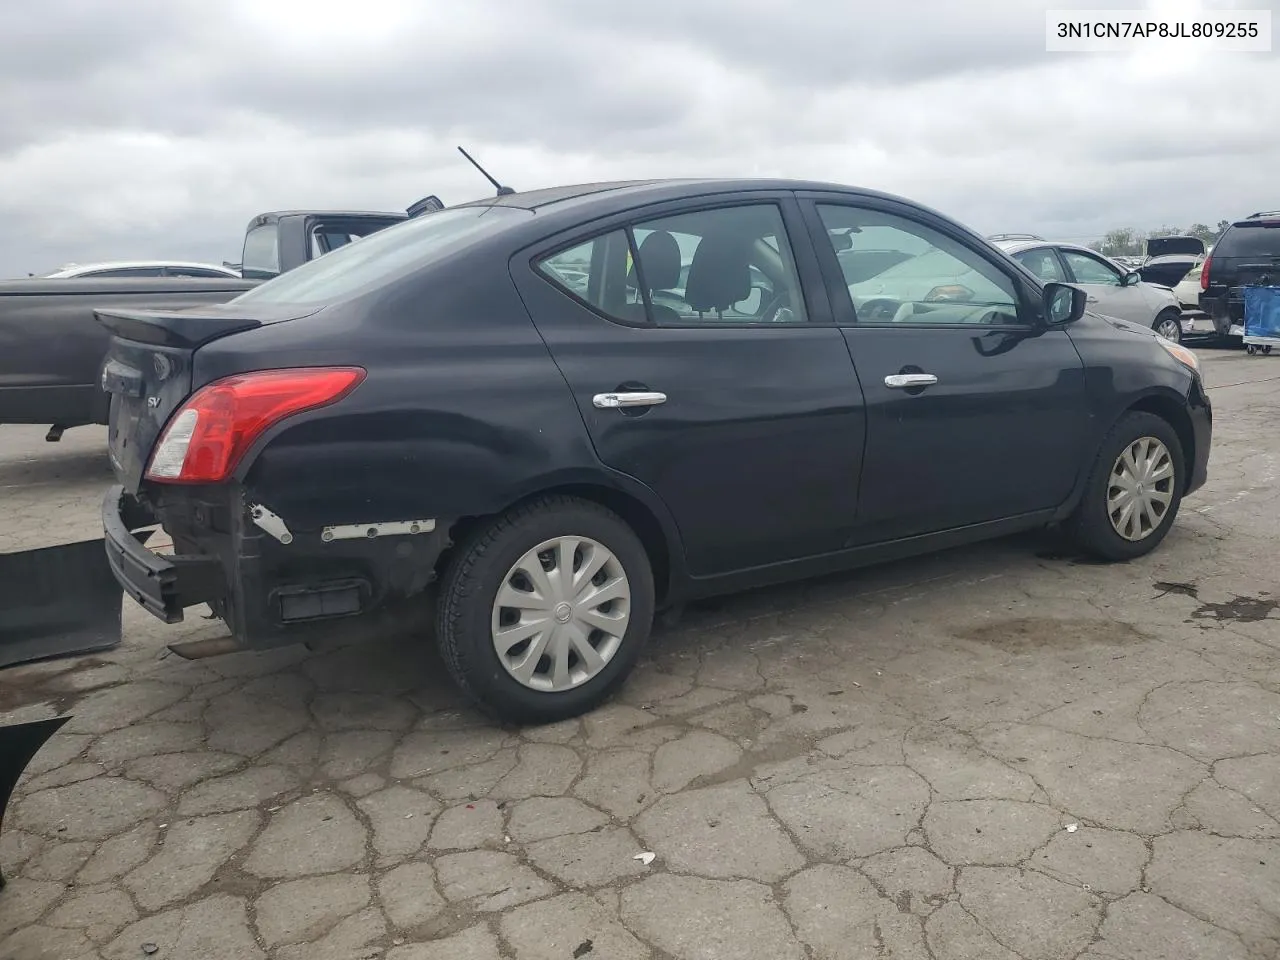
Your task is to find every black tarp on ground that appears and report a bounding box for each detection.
[0,538,122,668]
[0,715,70,889]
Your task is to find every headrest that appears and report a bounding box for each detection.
[632,230,681,290]
[684,233,751,313]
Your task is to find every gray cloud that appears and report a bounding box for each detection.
[1,0,1277,275]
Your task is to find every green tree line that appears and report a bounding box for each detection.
[1091,221,1231,258]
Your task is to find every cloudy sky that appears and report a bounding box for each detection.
[1,0,1275,277]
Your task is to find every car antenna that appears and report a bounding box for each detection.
[457,145,514,197]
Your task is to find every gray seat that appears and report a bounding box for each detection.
[684,232,752,319]
[626,231,682,324]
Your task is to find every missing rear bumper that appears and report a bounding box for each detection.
[102,485,226,624]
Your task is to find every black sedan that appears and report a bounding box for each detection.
[98,178,1212,723]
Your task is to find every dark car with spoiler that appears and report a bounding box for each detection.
[96,178,1211,723]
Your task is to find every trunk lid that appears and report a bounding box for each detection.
[96,301,319,492]
[1145,236,1205,258]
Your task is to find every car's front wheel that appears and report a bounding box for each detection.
[1066,411,1185,561]
[436,496,655,724]
[1153,309,1183,343]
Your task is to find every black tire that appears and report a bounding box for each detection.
[1153,309,1182,343]
[436,495,655,724]
[1066,411,1185,562]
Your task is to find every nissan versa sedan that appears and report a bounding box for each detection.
[98,179,1211,723]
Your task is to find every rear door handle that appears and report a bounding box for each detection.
[884,374,938,389]
[593,391,667,409]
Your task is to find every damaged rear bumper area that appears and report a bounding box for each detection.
[102,485,448,650]
[103,486,224,623]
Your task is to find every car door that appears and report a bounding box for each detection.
[1058,247,1150,324]
[798,193,1090,544]
[513,193,867,578]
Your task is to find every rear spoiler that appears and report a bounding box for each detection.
[94,307,262,349]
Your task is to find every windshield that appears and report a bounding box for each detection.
[233,205,524,305]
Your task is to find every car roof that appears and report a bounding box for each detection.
[451,177,943,221]
[45,259,239,276]
[991,238,1104,257]
[253,209,409,222]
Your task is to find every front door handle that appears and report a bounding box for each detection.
[593,391,668,409]
[884,374,938,389]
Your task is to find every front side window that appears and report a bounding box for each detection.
[1061,249,1123,285]
[1013,247,1067,282]
[535,203,809,326]
[816,204,1022,325]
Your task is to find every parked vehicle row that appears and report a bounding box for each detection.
[93,177,1211,723]
[988,236,1188,342]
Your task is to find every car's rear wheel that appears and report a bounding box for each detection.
[1066,411,1185,561]
[436,496,655,724]
[1153,309,1182,343]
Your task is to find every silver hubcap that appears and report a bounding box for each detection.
[1107,436,1175,541]
[490,536,631,692]
[1156,317,1180,340]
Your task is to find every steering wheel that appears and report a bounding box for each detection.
[857,298,902,322]
[757,288,794,323]
[891,301,917,323]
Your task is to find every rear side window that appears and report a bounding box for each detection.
[234,206,524,305]
[536,203,810,326]
[538,231,643,322]
[242,225,281,280]
[1013,247,1066,282]
[1215,223,1280,258]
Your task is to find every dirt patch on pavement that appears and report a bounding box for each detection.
[954,618,1152,653]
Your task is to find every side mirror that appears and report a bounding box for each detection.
[1121,270,1143,287]
[1043,282,1087,325]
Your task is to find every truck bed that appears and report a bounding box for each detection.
[0,276,258,430]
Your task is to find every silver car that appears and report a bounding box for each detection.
[990,236,1186,342]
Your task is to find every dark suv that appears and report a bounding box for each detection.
[98,179,1212,723]
[1201,210,1280,335]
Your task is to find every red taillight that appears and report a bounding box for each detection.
[1199,254,1212,291]
[145,367,366,484]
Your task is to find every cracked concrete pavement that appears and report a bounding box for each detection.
[1,344,1279,959]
